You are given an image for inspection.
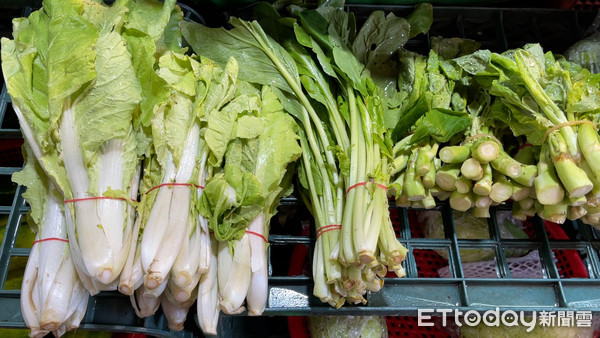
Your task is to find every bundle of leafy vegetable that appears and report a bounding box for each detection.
[101,0,184,297]
[0,0,160,293]
[483,44,600,225]
[385,40,543,220]
[14,143,89,338]
[197,78,302,318]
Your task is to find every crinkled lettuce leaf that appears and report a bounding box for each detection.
[198,83,301,242]
[12,142,50,232]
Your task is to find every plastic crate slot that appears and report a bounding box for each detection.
[0,175,17,207]
[0,138,24,168]
[14,215,34,249]
[552,249,590,278]
[385,316,452,338]
[466,280,561,308]
[404,209,436,239]
[3,255,27,290]
[0,103,19,130]
[412,248,449,278]
[456,247,499,278]
[506,249,544,279]
[271,245,302,277]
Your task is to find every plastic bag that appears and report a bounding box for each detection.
[309,316,388,338]
[566,12,600,74]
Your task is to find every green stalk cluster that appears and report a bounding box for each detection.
[388,43,600,227]
[391,131,536,220]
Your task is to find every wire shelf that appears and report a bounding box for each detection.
[0,3,599,337]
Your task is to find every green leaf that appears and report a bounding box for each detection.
[195,57,239,120]
[391,92,431,142]
[151,52,198,167]
[352,11,410,95]
[118,0,176,42]
[236,115,267,139]
[46,1,99,125]
[314,5,356,47]
[74,29,142,165]
[352,11,410,66]
[454,50,495,76]
[198,175,244,241]
[180,19,299,95]
[207,94,259,167]
[225,164,265,208]
[12,142,49,231]
[431,37,481,60]
[123,30,168,127]
[568,78,600,115]
[406,3,433,39]
[411,108,471,144]
[254,110,302,207]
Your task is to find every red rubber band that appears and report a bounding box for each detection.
[146,182,205,194]
[346,182,387,196]
[316,224,342,239]
[33,237,69,246]
[246,230,268,243]
[64,196,136,203]
[518,143,533,151]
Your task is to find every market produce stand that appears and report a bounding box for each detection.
[0,2,599,337]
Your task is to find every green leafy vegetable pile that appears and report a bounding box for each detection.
[388,40,600,226]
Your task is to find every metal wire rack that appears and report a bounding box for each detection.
[0,3,599,337]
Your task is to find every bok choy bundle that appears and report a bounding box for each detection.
[197,82,302,317]
[15,143,89,338]
[1,0,151,292]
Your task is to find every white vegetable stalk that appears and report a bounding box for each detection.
[218,235,252,314]
[21,235,45,338]
[198,216,212,277]
[21,185,89,337]
[161,282,197,331]
[312,237,332,303]
[197,237,219,336]
[55,291,88,338]
[118,215,144,295]
[141,123,200,290]
[197,148,212,274]
[167,276,201,304]
[170,215,202,289]
[170,147,210,291]
[246,212,268,316]
[131,276,169,318]
[119,165,143,295]
[60,99,137,288]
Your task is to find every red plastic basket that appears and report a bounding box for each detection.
[573,0,600,9]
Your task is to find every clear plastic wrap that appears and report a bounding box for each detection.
[309,316,388,338]
[566,12,600,73]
